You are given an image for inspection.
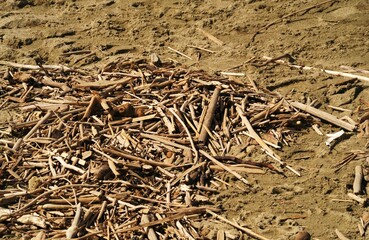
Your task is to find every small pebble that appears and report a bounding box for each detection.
[295,231,311,240]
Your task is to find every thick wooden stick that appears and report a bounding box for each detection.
[41,76,71,93]
[353,165,364,194]
[289,101,356,131]
[199,86,221,143]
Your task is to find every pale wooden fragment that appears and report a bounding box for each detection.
[290,101,356,131]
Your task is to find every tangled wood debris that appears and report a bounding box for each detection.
[0,57,362,239]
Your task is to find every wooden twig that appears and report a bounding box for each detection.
[169,108,198,162]
[0,60,72,71]
[197,28,224,46]
[2,184,97,220]
[200,150,249,185]
[102,147,174,167]
[23,110,53,140]
[187,45,215,53]
[41,76,71,93]
[289,101,356,131]
[206,209,270,240]
[66,203,82,239]
[335,228,350,240]
[347,192,367,206]
[262,56,369,83]
[236,106,300,176]
[168,47,193,60]
[74,77,132,88]
[199,86,221,143]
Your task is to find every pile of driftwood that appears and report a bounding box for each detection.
[0,57,360,239]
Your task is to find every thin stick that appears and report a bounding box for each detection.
[24,110,53,140]
[197,28,224,46]
[74,77,132,88]
[140,133,192,151]
[0,60,72,71]
[187,45,215,53]
[219,72,245,77]
[3,184,97,219]
[66,203,82,239]
[102,147,174,168]
[168,47,193,60]
[169,108,199,162]
[206,209,270,240]
[262,56,369,83]
[200,150,249,185]
[236,106,300,176]
[157,106,176,134]
[54,156,85,174]
[171,162,206,186]
[289,101,356,131]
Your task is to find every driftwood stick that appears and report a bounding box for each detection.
[171,162,206,186]
[206,209,270,240]
[113,208,207,234]
[74,77,132,89]
[102,147,174,167]
[157,107,176,134]
[289,101,356,131]
[335,228,350,240]
[347,192,367,206]
[236,106,300,176]
[2,184,97,220]
[168,46,193,60]
[197,28,224,46]
[41,76,71,93]
[200,150,249,185]
[23,110,53,140]
[262,56,369,83]
[140,133,192,151]
[66,202,82,239]
[0,60,72,71]
[140,214,159,240]
[169,108,198,162]
[82,95,100,120]
[250,99,284,123]
[199,86,221,143]
[353,165,364,194]
[54,156,85,174]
